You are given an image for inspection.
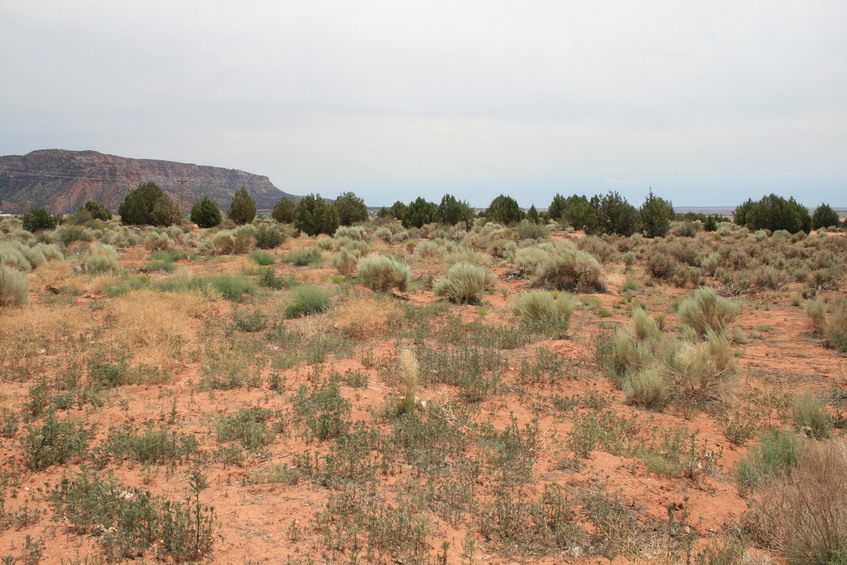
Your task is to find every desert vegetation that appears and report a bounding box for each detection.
[0,191,845,564]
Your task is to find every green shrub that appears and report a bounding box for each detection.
[674,331,738,401]
[678,287,740,337]
[511,290,576,338]
[21,206,59,232]
[232,308,267,332]
[293,378,351,440]
[190,196,223,228]
[284,284,331,318]
[736,429,800,493]
[206,274,254,301]
[54,224,95,246]
[355,255,412,292]
[249,250,275,265]
[96,424,199,465]
[623,367,668,409]
[74,247,121,275]
[529,243,606,292]
[257,267,295,290]
[283,248,322,266]
[82,200,112,221]
[331,248,360,277]
[433,261,495,304]
[792,390,831,439]
[118,182,182,226]
[144,231,175,251]
[215,407,278,450]
[50,470,215,562]
[20,410,90,471]
[806,297,847,352]
[255,223,287,249]
[0,263,29,306]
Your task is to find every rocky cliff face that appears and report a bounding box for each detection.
[0,149,299,214]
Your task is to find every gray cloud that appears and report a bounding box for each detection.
[1,0,845,207]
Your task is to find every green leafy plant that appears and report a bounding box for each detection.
[284,284,331,318]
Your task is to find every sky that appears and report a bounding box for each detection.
[1,1,845,208]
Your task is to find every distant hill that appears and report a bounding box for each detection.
[0,149,299,214]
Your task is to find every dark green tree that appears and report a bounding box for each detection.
[272,198,297,223]
[548,194,597,232]
[227,187,257,225]
[486,194,524,225]
[389,201,408,222]
[82,200,112,221]
[639,190,674,238]
[547,194,567,222]
[438,194,474,228]
[596,191,638,236]
[811,203,840,230]
[733,194,811,233]
[403,197,440,228]
[190,197,223,228]
[525,205,540,224]
[333,191,369,226]
[118,182,181,226]
[294,194,339,236]
[21,206,59,232]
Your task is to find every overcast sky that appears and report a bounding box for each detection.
[1,1,845,208]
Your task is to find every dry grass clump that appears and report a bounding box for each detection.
[105,288,212,370]
[678,287,740,337]
[805,297,847,352]
[0,303,80,375]
[355,255,412,292]
[330,248,361,277]
[605,303,738,409]
[528,242,606,293]
[433,261,496,304]
[746,439,847,565]
[203,227,255,254]
[0,263,29,307]
[332,295,403,339]
[511,290,577,338]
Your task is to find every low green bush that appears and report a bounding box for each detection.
[249,250,275,265]
[736,429,801,493]
[284,284,331,318]
[20,410,90,471]
[791,390,831,439]
[206,274,254,301]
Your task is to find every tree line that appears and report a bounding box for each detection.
[17,182,845,237]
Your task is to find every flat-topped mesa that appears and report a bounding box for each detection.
[0,149,299,214]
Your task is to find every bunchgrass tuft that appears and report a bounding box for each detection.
[284,284,331,318]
